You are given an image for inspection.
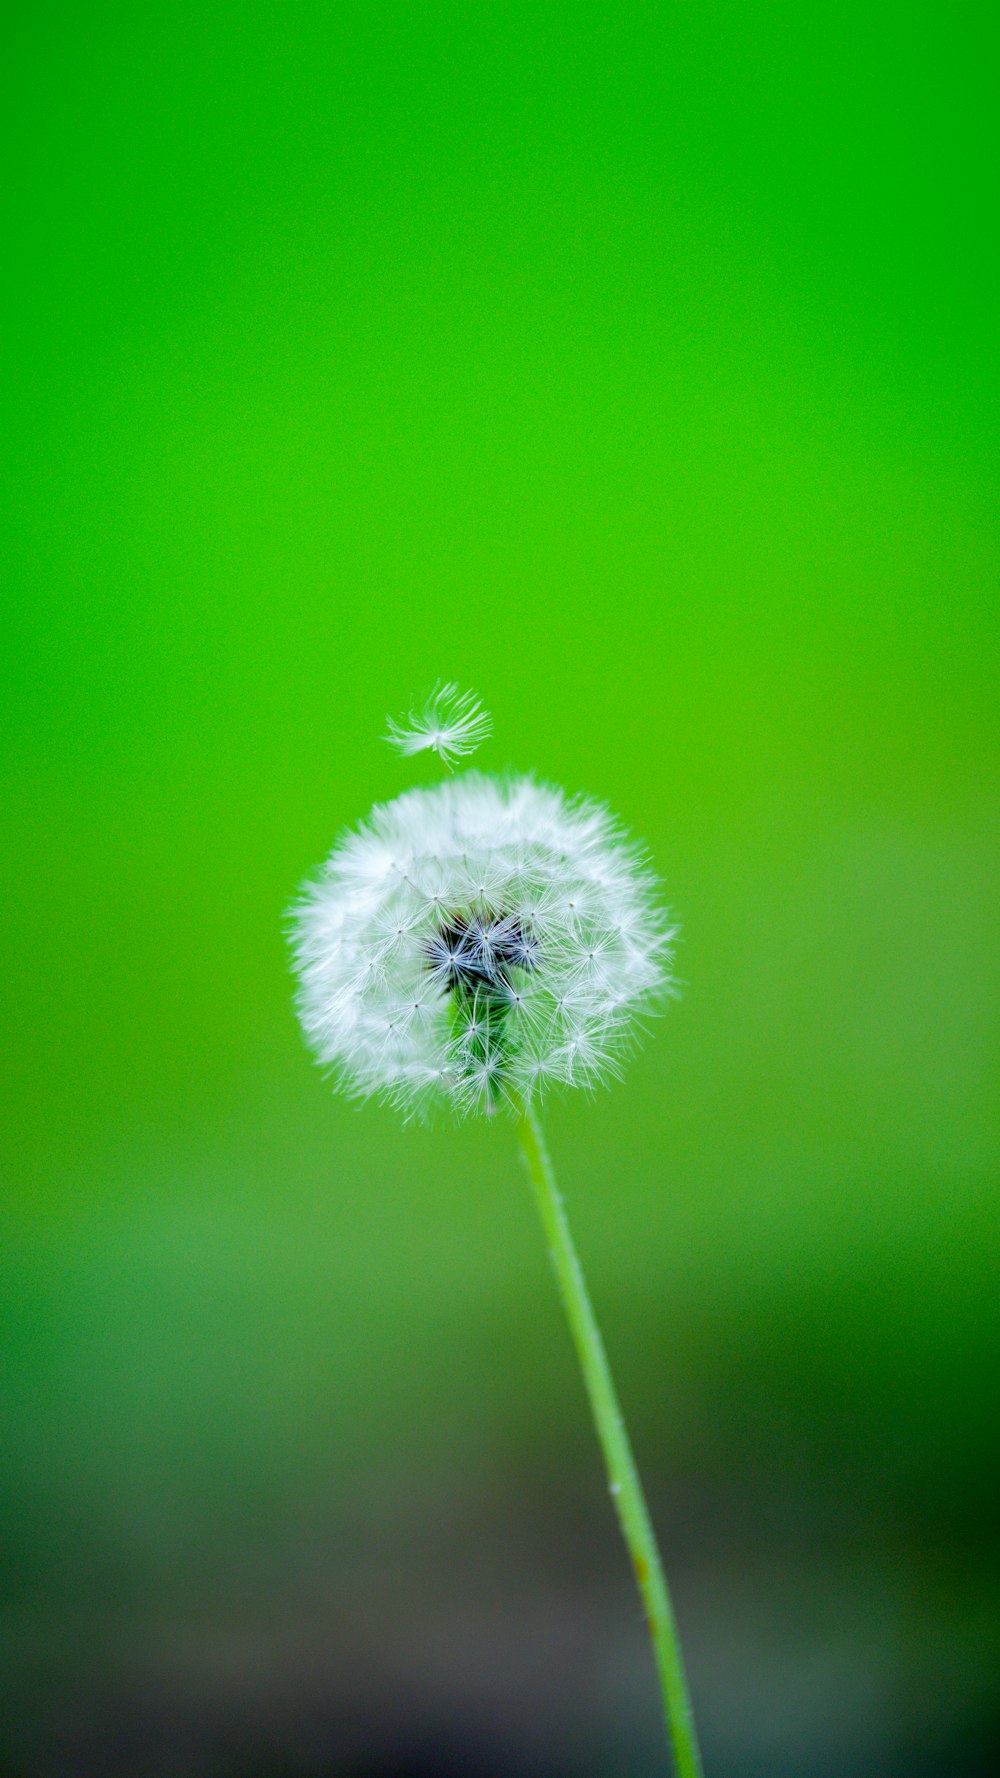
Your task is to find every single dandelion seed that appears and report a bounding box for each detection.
[384,680,492,769]
[287,709,701,1778]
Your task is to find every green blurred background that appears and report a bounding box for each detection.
[3,5,997,1774]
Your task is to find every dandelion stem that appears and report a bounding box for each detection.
[516,1100,703,1778]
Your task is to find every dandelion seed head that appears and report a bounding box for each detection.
[384,681,492,768]
[289,771,674,1118]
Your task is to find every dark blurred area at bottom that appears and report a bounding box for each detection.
[3,1464,995,1778]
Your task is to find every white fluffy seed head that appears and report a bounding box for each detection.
[289,772,675,1119]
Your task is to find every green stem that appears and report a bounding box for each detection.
[516,1100,703,1778]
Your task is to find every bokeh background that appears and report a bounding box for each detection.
[3,5,997,1774]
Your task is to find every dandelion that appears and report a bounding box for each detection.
[290,773,672,1117]
[384,680,492,768]
[288,705,702,1778]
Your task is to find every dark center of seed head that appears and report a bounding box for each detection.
[428,909,538,998]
